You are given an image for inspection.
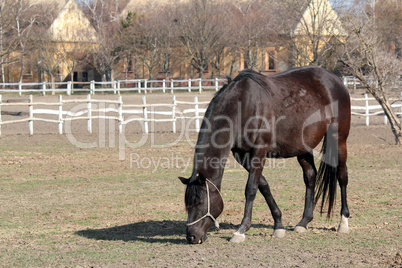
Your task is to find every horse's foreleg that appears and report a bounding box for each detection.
[230,150,267,243]
[232,149,285,238]
[295,153,316,233]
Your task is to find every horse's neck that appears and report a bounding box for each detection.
[193,130,232,189]
[193,89,240,187]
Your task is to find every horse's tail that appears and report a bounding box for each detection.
[315,128,338,218]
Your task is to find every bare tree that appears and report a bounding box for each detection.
[12,0,45,83]
[337,0,401,144]
[280,0,345,68]
[174,0,229,78]
[27,2,60,92]
[126,4,163,80]
[0,0,17,83]
[133,3,182,80]
[118,11,137,79]
[36,35,62,88]
[156,4,179,80]
[82,0,125,81]
[230,0,278,72]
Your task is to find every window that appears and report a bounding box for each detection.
[268,50,276,70]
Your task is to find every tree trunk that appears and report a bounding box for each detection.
[148,67,153,80]
[0,23,4,85]
[70,70,74,95]
[18,51,24,83]
[51,75,55,95]
[198,65,205,79]
[370,90,402,145]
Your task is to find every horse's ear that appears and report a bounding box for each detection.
[178,177,189,185]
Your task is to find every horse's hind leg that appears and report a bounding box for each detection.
[258,176,286,237]
[337,139,350,233]
[295,152,317,233]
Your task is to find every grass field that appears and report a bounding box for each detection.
[0,100,401,266]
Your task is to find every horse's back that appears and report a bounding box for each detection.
[233,67,350,157]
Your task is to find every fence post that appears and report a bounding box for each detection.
[170,79,174,94]
[67,81,72,95]
[117,80,121,95]
[188,78,192,92]
[118,95,123,134]
[144,80,148,94]
[90,81,95,95]
[19,82,22,96]
[0,95,2,136]
[194,96,200,132]
[113,81,117,94]
[58,95,63,134]
[29,95,33,135]
[142,96,148,134]
[138,80,142,94]
[87,94,92,133]
[400,92,402,119]
[42,82,46,96]
[364,93,369,126]
[215,78,219,92]
[163,79,166,93]
[172,95,176,133]
[199,79,202,93]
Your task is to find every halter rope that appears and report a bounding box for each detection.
[186,179,222,229]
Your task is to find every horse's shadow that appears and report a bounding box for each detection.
[75,220,285,244]
[76,220,188,244]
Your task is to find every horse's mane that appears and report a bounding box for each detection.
[197,69,269,154]
[233,69,270,91]
[186,70,270,208]
[213,69,268,98]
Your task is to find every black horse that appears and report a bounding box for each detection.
[179,66,351,244]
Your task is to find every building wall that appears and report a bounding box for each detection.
[3,0,344,84]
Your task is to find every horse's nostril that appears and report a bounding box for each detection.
[187,235,197,244]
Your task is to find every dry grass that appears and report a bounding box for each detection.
[0,124,400,267]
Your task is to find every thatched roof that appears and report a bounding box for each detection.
[48,0,97,42]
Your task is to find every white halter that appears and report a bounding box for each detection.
[186,179,222,229]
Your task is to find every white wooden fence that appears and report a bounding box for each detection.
[343,76,402,91]
[0,95,209,136]
[350,93,402,126]
[0,78,227,96]
[343,76,361,91]
[1,93,401,135]
[1,75,400,95]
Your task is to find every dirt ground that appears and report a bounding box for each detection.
[0,92,401,267]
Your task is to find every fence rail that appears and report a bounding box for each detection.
[0,78,227,96]
[350,93,402,126]
[1,75,401,95]
[0,94,209,136]
[1,93,401,135]
[343,75,402,91]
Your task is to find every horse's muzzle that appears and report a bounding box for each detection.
[186,234,205,244]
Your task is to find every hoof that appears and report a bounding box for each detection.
[272,229,286,238]
[294,226,307,233]
[230,232,246,243]
[337,224,349,233]
[337,215,349,233]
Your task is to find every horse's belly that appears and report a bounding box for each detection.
[269,117,328,158]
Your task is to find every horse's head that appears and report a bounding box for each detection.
[179,175,223,244]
